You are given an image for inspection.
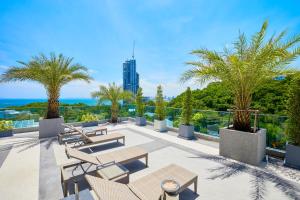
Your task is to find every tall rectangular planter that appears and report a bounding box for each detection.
[178,125,195,140]
[39,117,64,138]
[219,128,266,166]
[0,130,13,138]
[136,117,146,126]
[82,121,98,127]
[285,144,300,169]
[154,119,167,132]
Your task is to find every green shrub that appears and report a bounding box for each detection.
[81,113,99,122]
[286,76,300,146]
[0,120,13,132]
[181,87,193,125]
[155,85,166,120]
[136,88,145,117]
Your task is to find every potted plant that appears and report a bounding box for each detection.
[154,85,167,132]
[285,75,300,169]
[181,21,300,166]
[135,88,146,126]
[1,53,92,138]
[178,87,195,139]
[91,83,132,123]
[81,113,99,127]
[0,120,13,138]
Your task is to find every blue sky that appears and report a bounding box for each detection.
[0,0,300,98]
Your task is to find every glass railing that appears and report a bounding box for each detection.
[0,104,288,150]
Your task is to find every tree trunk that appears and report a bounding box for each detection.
[111,102,118,123]
[233,91,252,132]
[46,93,60,119]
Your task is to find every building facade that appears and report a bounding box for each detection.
[123,59,139,94]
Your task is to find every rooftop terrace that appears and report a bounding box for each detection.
[0,121,299,200]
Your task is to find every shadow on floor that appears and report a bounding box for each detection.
[188,154,300,200]
[80,141,124,153]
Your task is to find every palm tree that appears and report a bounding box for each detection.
[1,53,92,119]
[181,21,300,132]
[91,83,132,123]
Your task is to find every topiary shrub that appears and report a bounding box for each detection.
[181,87,193,125]
[81,113,99,122]
[136,88,145,117]
[155,85,166,120]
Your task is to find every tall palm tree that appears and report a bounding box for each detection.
[181,21,300,132]
[91,83,132,123]
[1,53,92,119]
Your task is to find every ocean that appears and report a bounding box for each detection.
[0,99,98,108]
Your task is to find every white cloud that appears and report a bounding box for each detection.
[0,65,9,71]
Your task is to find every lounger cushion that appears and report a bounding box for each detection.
[66,147,99,165]
[87,133,124,143]
[96,146,147,165]
[85,175,139,200]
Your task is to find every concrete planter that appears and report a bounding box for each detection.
[136,117,146,126]
[178,125,195,140]
[0,130,13,138]
[39,117,64,138]
[82,121,98,127]
[219,128,266,166]
[154,119,167,132]
[285,144,300,169]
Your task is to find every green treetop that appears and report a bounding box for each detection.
[286,75,300,146]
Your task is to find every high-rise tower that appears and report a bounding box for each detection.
[123,42,139,94]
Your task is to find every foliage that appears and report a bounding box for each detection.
[145,100,155,106]
[91,82,132,123]
[81,113,99,122]
[181,21,300,132]
[169,78,291,115]
[155,85,166,120]
[0,53,92,119]
[0,120,13,132]
[136,88,145,117]
[286,75,300,146]
[181,87,193,125]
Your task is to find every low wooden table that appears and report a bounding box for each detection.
[96,163,129,184]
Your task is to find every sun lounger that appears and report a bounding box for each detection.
[58,123,109,144]
[61,146,148,196]
[64,126,124,148]
[65,146,148,167]
[85,164,198,200]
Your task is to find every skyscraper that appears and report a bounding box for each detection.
[123,44,139,94]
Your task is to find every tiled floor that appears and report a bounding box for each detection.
[0,122,299,200]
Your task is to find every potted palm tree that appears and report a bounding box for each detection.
[81,113,99,127]
[285,75,300,169]
[181,21,300,165]
[0,120,13,138]
[154,85,167,132]
[135,88,146,126]
[91,83,132,123]
[1,53,92,138]
[178,87,195,139]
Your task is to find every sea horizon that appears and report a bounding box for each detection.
[0,98,98,108]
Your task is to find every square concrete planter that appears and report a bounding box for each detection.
[219,128,266,166]
[154,119,167,132]
[285,144,300,169]
[178,125,195,139]
[0,130,13,138]
[136,117,146,126]
[39,117,64,138]
[82,121,98,127]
